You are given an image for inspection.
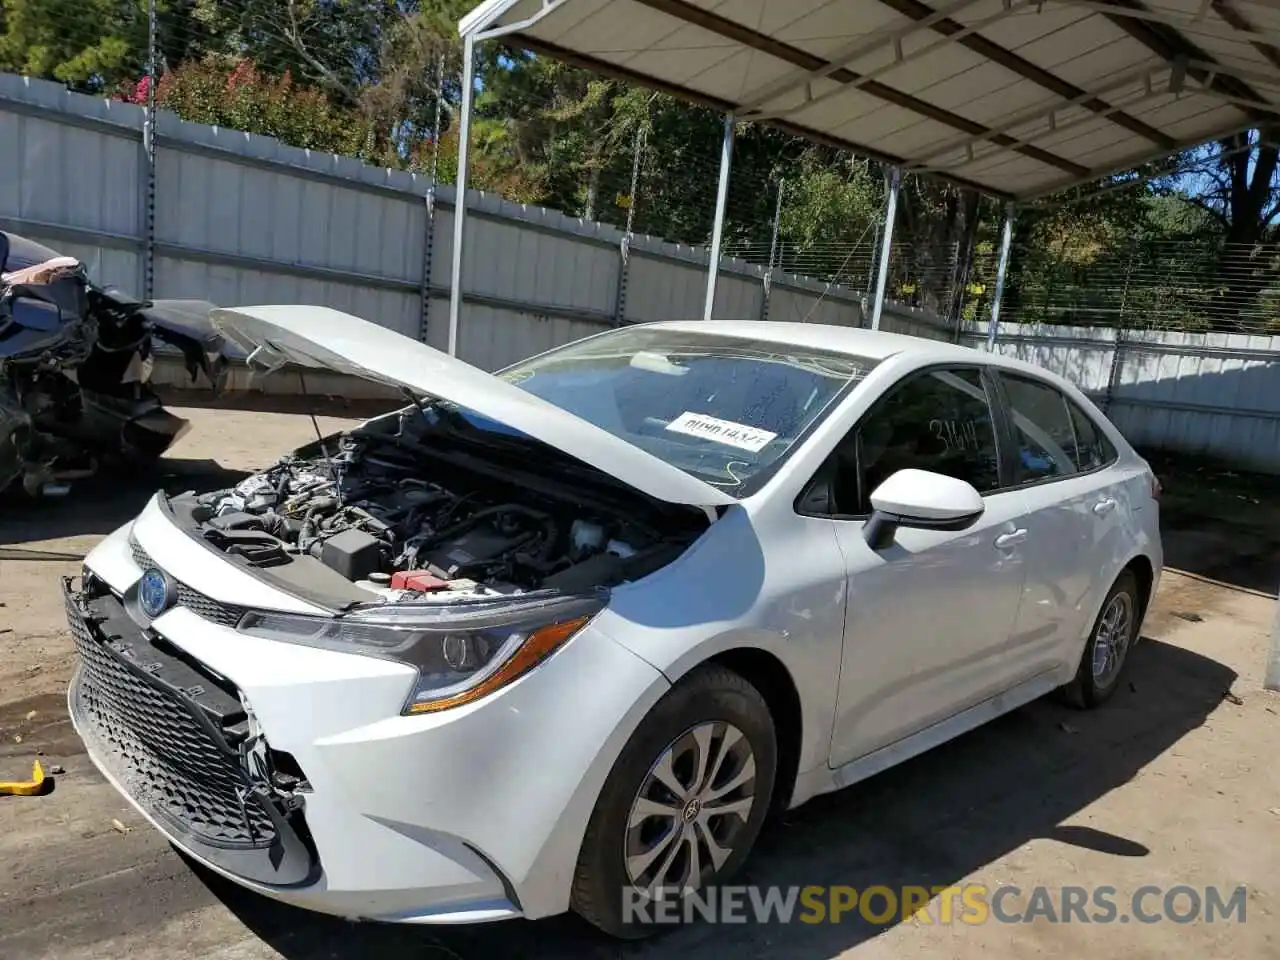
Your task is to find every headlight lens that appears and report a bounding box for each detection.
[237,593,604,715]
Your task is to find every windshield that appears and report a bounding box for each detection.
[447,327,880,498]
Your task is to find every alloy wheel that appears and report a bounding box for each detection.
[1091,590,1133,687]
[623,721,757,899]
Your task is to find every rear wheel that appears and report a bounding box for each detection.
[571,664,776,939]
[1061,570,1139,709]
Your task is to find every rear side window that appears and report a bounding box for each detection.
[999,373,1116,481]
[1068,400,1118,471]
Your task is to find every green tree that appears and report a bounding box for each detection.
[775,150,881,280]
[0,0,148,91]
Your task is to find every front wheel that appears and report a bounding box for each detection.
[571,664,777,939]
[1061,570,1139,709]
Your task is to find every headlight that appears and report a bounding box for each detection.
[237,593,605,715]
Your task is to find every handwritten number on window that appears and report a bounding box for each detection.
[929,418,980,452]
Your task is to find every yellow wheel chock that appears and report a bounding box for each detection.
[0,759,47,796]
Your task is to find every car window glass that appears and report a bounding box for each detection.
[486,327,880,498]
[1067,399,1117,471]
[1000,374,1081,482]
[827,368,1000,515]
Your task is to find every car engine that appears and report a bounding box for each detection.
[185,407,702,601]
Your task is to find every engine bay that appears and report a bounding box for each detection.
[182,404,706,604]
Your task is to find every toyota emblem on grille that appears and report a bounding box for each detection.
[138,568,176,619]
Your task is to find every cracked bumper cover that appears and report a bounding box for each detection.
[69,516,672,923]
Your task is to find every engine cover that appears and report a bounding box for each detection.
[420,525,527,578]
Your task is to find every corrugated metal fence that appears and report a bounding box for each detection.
[0,73,859,371]
[3,73,1279,473]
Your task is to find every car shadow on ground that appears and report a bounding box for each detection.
[191,636,1236,960]
[0,458,247,549]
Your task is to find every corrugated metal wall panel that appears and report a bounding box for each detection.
[624,254,707,322]
[772,287,862,327]
[33,237,140,291]
[154,145,424,282]
[153,257,419,338]
[0,112,138,237]
[457,303,607,372]
[712,271,762,320]
[465,214,618,315]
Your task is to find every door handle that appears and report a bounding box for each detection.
[1093,497,1118,515]
[995,529,1028,549]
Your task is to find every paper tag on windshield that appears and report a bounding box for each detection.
[665,412,777,452]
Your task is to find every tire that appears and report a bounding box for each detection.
[571,663,777,939]
[1060,569,1139,709]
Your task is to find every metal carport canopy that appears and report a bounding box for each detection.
[460,0,1280,200]
[445,0,1280,354]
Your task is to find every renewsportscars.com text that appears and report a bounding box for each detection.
[622,884,1248,926]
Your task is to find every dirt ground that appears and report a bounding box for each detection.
[0,405,1276,960]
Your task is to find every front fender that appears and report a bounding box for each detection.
[593,505,847,784]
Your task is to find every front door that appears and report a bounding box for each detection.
[806,366,1031,769]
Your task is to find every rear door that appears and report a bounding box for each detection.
[991,371,1126,675]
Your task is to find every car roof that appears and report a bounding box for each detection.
[649,320,979,363]
[646,320,1075,388]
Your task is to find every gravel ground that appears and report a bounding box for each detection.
[0,407,1276,960]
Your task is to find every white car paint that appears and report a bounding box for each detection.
[70,317,1162,926]
[868,467,985,520]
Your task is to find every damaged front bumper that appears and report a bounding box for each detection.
[67,516,672,923]
[64,575,317,887]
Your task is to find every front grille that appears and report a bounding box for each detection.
[66,584,277,848]
[129,539,246,627]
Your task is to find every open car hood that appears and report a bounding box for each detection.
[209,305,736,509]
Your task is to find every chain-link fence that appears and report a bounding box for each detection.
[997,239,1280,334]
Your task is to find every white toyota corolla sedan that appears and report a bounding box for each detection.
[67,309,1161,938]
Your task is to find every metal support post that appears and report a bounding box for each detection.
[951,243,971,343]
[703,114,735,322]
[1267,583,1280,691]
[429,54,446,185]
[419,188,436,343]
[868,167,901,330]
[985,201,1016,351]
[625,126,645,236]
[864,220,880,322]
[1104,330,1127,413]
[612,126,645,327]
[950,200,980,343]
[419,56,446,343]
[1102,253,1134,411]
[760,179,785,322]
[140,0,158,299]
[447,34,476,358]
[612,235,631,326]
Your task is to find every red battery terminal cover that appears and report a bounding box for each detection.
[390,570,451,592]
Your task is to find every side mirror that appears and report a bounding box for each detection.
[0,232,10,274]
[863,468,985,549]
